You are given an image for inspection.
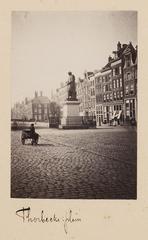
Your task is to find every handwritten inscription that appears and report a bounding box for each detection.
[16,207,81,234]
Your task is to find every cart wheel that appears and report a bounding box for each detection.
[21,138,25,145]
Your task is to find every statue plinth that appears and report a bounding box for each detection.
[59,100,84,129]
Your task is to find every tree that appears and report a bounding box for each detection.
[49,101,61,118]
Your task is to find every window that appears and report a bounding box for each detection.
[119,66,122,74]
[103,86,106,92]
[120,78,122,87]
[44,108,47,114]
[113,80,116,89]
[110,93,112,100]
[125,85,129,95]
[34,106,37,113]
[113,69,115,76]
[110,83,112,90]
[38,108,42,114]
[127,73,131,80]
[114,92,116,100]
[130,84,134,94]
[120,91,123,98]
[107,94,109,101]
[126,100,129,107]
[117,91,120,99]
[103,95,106,101]
[126,55,131,67]
[116,79,119,88]
[115,67,119,75]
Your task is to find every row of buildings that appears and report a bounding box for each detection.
[11,91,51,121]
[53,41,137,126]
[12,41,137,127]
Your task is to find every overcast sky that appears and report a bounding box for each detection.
[12,11,137,105]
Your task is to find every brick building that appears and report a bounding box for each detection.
[52,41,137,127]
[32,91,50,121]
[76,71,94,117]
[122,43,137,122]
[95,41,137,126]
[95,71,103,126]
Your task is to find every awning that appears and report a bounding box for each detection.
[112,111,116,119]
[117,110,122,119]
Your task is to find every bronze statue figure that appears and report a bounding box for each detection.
[67,72,77,101]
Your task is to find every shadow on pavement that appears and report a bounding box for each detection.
[24,143,55,147]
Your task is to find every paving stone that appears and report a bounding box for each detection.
[11,128,137,199]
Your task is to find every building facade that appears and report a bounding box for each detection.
[51,42,137,127]
[76,71,94,118]
[95,71,103,126]
[122,43,137,122]
[11,98,32,120]
[32,91,50,121]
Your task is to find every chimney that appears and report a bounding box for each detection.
[108,55,112,62]
[113,51,118,59]
[122,44,127,48]
[117,41,121,51]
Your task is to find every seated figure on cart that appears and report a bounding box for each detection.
[21,123,39,145]
[30,123,39,144]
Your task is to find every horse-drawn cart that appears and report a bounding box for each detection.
[21,129,39,145]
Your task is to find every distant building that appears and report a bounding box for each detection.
[76,71,94,117]
[11,98,32,120]
[11,91,50,121]
[76,78,85,116]
[100,67,113,124]
[32,91,50,121]
[89,73,96,120]
[95,71,103,126]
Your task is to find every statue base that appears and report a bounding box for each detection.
[59,101,85,129]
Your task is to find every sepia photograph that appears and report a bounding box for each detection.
[11,11,137,199]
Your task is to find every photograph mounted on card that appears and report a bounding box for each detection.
[11,11,137,199]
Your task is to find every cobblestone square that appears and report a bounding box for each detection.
[11,127,137,199]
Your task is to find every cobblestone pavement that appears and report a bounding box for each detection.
[11,127,137,199]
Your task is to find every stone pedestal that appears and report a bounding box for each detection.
[59,101,83,129]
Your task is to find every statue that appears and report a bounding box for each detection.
[67,72,77,101]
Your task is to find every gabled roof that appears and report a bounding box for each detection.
[117,44,128,58]
[122,42,137,64]
[101,42,137,71]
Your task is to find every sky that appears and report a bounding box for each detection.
[11,11,137,105]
